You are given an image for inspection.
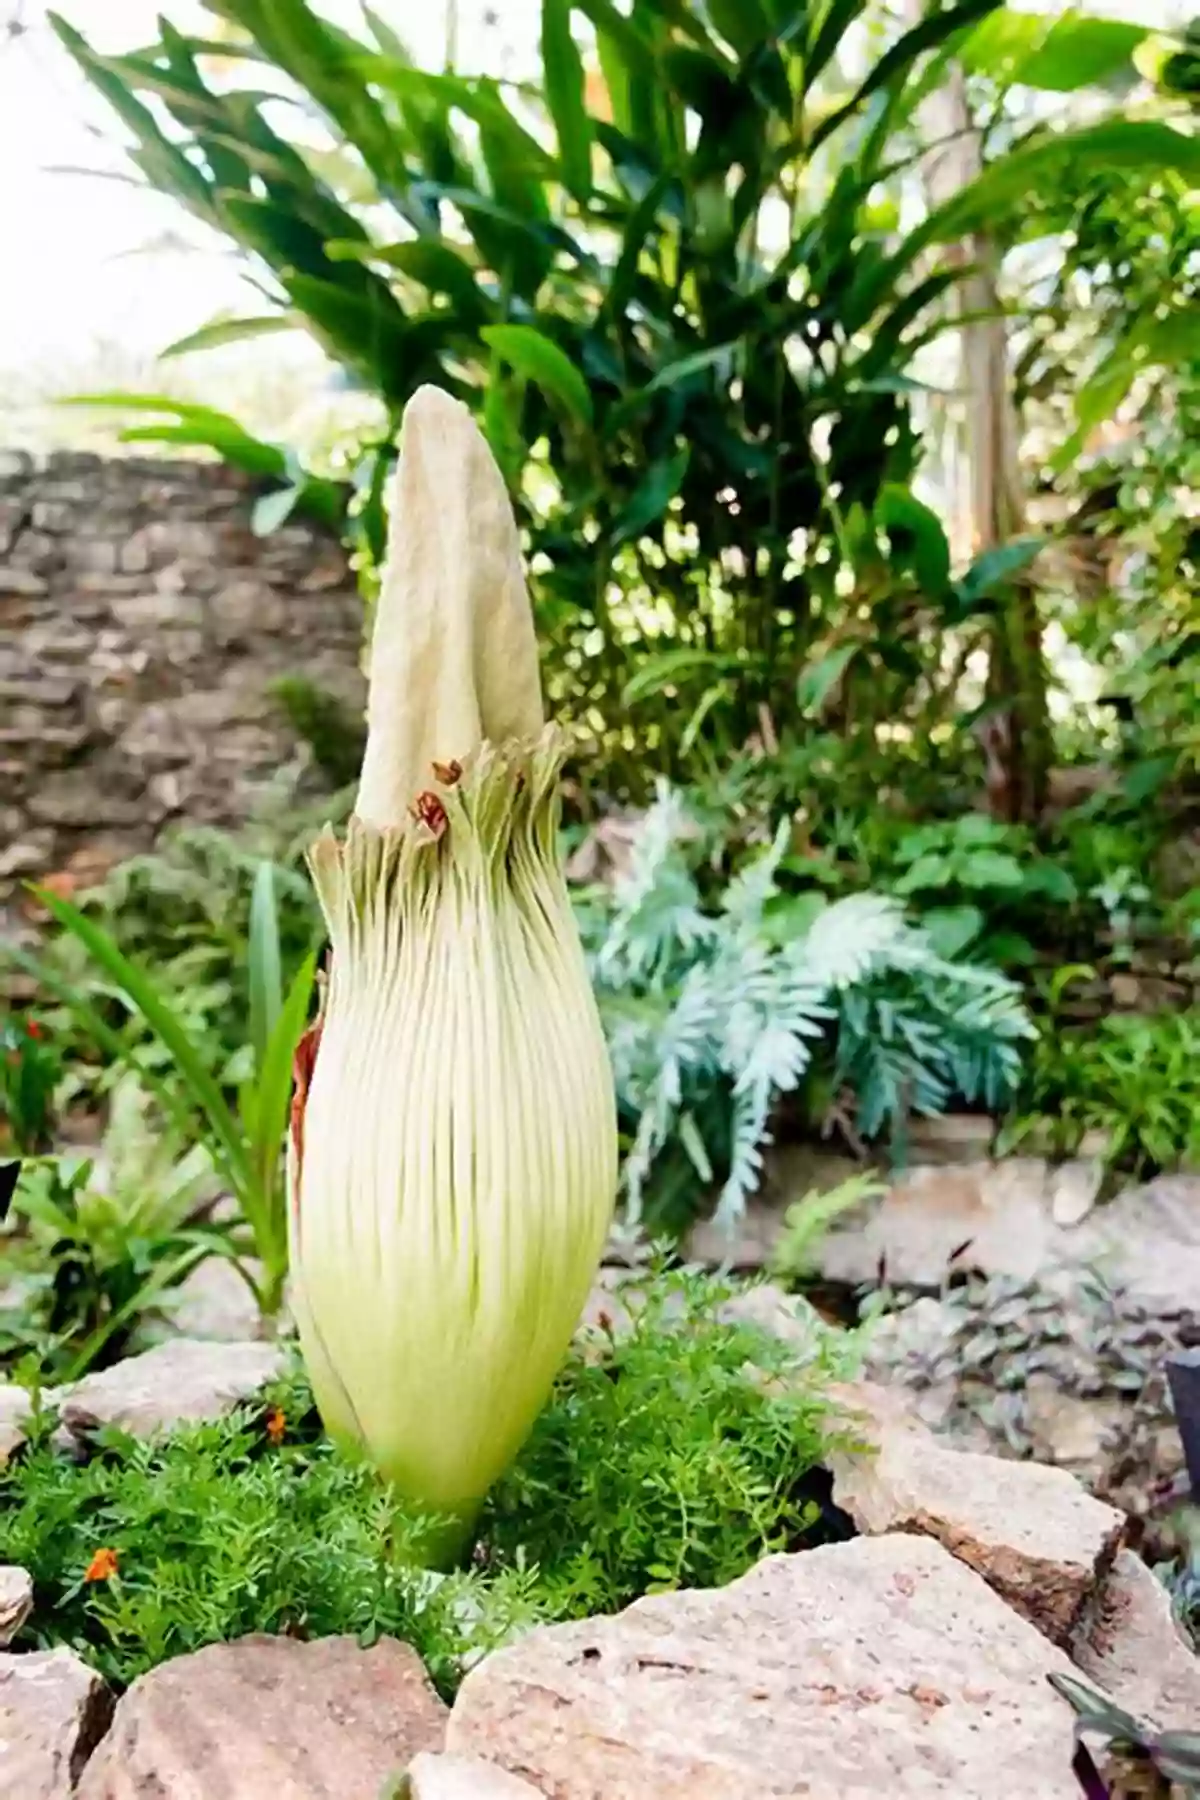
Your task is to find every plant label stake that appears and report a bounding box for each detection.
[1166,1349,1200,1498]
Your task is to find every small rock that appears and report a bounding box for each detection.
[0,1385,30,1465]
[76,1635,446,1800]
[448,1535,1083,1797]
[716,1282,830,1348]
[828,1383,1125,1644]
[1072,1550,1200,1730]
[821,1159,1058,1288]
[0,569,49,597]
[1050,1159,1103,1228]
[0,1568,33,1648]
[907,1113,997,1165]
[1063,1174,1200,1314]
[156,1258,268,1343]
[1022,1379,1124,1472]
[56,1338,285,1444]
[0,1648,114,1799]
[406,1752,546,1798]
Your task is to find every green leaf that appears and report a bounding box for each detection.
[923,906,984,958]
[892,853,954,895]
[59,394,289,482]
[958,536,1044,604]
[621,647,747,705]
[923,120,1200,246]
[49,14,222,229]
[1051,310,1200,473]
[251,487,301,536]
[481,324,593,426]
[613,446,690,543]
[327,238,491,320]
[542,0,593,203]
[159,314,299,358]
[482,372,528,488]
[809,0,1000,153]
[959,850,1025,890]
[603,173,674,322]
[876,484,951,594]
[705,0,770,56]
[804,0,869,92]
[248,862,284,1074]
[30,889,251,1194]
[962,9,1148,93]
[796,642,858,713]
[605,343,738,432]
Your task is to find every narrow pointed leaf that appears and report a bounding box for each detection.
[482,324,594,426]
[542,0,593,202]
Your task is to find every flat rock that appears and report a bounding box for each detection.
[56,1338,285,1443]
[828,1383,1124,1644]
[406,1752,545,1798]
[448,1535,1083,1798]
[817,1164,1200,1313]
[695,1154,1200,1314]
[0,1648,113,1799]
[1072,1549,1200,1730]
[0,1568,33,1648]
[76,1634,446,1799]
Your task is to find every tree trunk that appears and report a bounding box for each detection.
[913,55,1053,821]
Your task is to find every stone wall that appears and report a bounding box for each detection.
[0,451,364,907]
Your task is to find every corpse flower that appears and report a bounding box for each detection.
[288,386,617,1564]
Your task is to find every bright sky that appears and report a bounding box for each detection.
[0,0,1184,390]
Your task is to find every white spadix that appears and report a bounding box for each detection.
[287,386,617,1564]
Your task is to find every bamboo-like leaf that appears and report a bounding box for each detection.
[326,238,492,320]
[602,172,673,320]
[159,314,299,358]
[922,119,1200,246]
[804,0,869,92]
[706,0,770,57]
[809,0,1001,153]
[482,323,594,426]
[31,889,253,1193]
[962,9,1147,93]
[49,15,221,228]
[613,446,690,543]
[542,0,593,202]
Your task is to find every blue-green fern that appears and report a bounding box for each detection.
[579,787,1035,1229]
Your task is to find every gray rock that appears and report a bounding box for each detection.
[448,1535,1084,1797]
[0,1648,113,1799]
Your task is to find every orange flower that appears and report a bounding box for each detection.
[265,1407,286,1446]
[84,1547,119,1583]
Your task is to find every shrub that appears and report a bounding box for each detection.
[1,1269,858,1694]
